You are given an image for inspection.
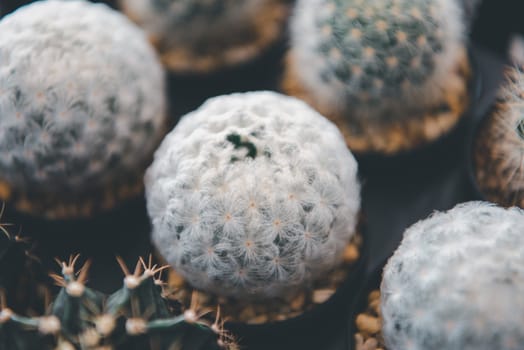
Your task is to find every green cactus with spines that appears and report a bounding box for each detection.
[0,255,235,350]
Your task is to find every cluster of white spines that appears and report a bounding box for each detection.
[290,0,465,118]
[381,202,524,350]
[0,0,165,193]
[146,91,360,298]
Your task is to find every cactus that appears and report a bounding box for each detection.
[145,91,361,299]
[119,0,291,72]
[473,64,524,208]
[0,255,235,350]
[380,202,524,350]
[0,0,166,219]
[285,0,470,154]
[0,203,50,316]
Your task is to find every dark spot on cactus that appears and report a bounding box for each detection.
[71,100,89,113]
[263,149,271,158]
[320,71,332,83]
[107,154,120,169]
[397,262,403,273]
[13,87,21,104]
[28,111,45,127]
[395,321,402,331]
[152,0,171,12]
[302,203,313,213]
[516,120,524,140]
[106,96,119,114]
[226,133,257,160]
[175,225,184,235]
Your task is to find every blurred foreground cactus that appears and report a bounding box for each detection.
[119,0,291,73]
[473,64,524,208]
[285,0,470,154]
[0,255,235,350]
[0,0,166,219]
[379,202,524,350]
[145,91,361,299]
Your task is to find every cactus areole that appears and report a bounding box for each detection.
[145,91,361,299]
[0,0,166,218]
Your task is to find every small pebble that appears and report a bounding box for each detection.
[313,289,335,304]
[356,314,381,334]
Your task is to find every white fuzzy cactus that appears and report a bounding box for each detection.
[381,202,524,350]
[0,0,166,218]
[119,0,290,72]
[287,0,469,153]
[145,91,360,299]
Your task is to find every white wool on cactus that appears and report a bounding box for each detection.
[145,91,361,298]
[0,0,165,213]
[381,201,524,350]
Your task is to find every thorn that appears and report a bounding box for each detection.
[139,256,147,271]
[49,273,66,287]
[77,259,92,284]
[70,254,81,269]
[152,265,170,276]
[133,259,143,277]
[190,291,199,312]
[116,256,130,276]
[0,289,6,310]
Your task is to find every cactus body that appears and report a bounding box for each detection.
[120,0,290,72]
[0,0,166,218]
[381,202,524,350]
[473,64,524,208]
[286,0,469,153]
[0,257,234,350]
[145,91,361,299]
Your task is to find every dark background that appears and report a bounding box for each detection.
[0,1,516,349]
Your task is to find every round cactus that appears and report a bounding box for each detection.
[473,64,524,208]
[119,0,291,73]
[145,91,361,299]
[0,0,166,218]
[381,202,524,350]
[285,0,470,154]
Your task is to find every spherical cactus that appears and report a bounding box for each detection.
[381,202,524,350]
[145,91,361,299]
[119,0,291,73]
[0,0,166,218]
[285,0,470,154]
[473,64,524,208]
